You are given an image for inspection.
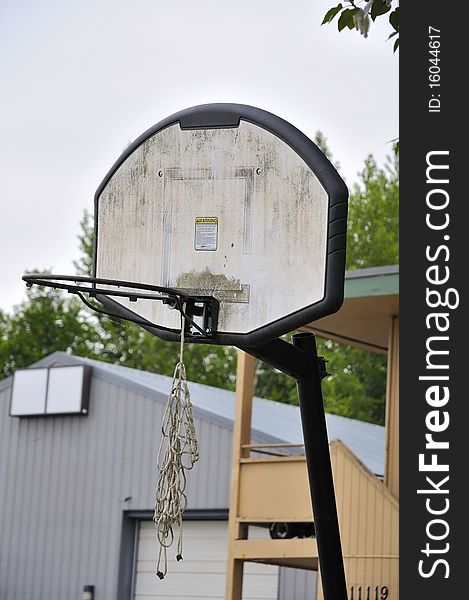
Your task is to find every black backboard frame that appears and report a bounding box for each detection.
[93,103,348,346]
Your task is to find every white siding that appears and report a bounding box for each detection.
[134,521,279,600]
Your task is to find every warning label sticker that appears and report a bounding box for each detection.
[195,217,218,251]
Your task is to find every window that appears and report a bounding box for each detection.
[10,365,91,417]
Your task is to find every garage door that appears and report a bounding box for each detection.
[134,520,279,600]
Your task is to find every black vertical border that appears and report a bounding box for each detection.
[400,3,466,597]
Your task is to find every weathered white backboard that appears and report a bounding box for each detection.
[94,104,348,346]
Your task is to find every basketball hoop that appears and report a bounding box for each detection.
[22,274,219,339]
[22,103,350,598]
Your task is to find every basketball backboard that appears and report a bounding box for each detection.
[93,103,348,346]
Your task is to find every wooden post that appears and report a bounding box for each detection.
[385,316,399,497]
[225,350,256,600]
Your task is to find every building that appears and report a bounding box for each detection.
[0,351,385,600]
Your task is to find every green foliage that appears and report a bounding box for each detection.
[254,366,297,404]
[371,0,392,21]
[313,131,340,171]
[346,152,399,269]
[322,4,343,25]
[92,315,237,391]
[320,341,387,424]
[338,8,357,32]
[0,282,99,379]
[322,0,399,51]
[388,6,399,51]
[73,209,94,276]
[252,338,387,425]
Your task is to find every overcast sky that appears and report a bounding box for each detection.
[0,0,398,313]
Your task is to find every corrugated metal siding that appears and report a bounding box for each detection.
[278,568,317,600]
[0,373,233,599]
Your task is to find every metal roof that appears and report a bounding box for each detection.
[1,351,385,475]
[344,264,399,299]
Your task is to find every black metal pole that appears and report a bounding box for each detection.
[292,332,348,600]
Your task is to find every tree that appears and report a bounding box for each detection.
[346,152,399,269]
[0,282,100,379]
[319,340,388,424]
[314,131,339,168]
[73,209,94,276]
[322,1,399,51]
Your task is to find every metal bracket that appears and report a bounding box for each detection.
[183,296,219,339]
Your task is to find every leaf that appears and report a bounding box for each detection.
[387,30,397,40]
[389,7,399,32]
[393,37,399,53]
[371,0,391,22]
[322,3,343,25]
[338,8,356,32]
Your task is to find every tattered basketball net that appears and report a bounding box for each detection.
[153,311,199,579]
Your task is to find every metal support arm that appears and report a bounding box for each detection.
[239,336,312,380]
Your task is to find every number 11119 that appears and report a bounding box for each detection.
[350,586,389,600]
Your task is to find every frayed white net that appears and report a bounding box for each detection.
[153,316,199,579]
